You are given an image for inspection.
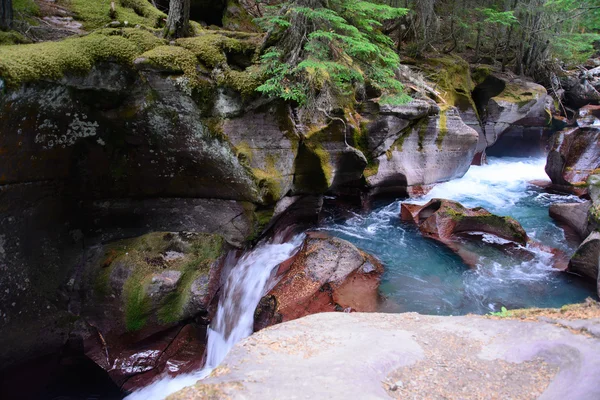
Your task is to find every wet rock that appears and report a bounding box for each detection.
[363,103,478,197]
[545,127,600,194]
[560,70,600,109]
[569,231,600,295]
[576,104,600,127]
[401,199,528,245]
[254,232,384,330]
[398,199,566,269]
[482,79,552,160]
[549,201,595,240]
[69,232,228,387]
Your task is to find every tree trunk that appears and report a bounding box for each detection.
[0,0,13,30]
[164,0,190,39]
[474,24,482,59]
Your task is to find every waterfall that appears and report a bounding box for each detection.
[125,235,304,400]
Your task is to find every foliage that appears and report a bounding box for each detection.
[489,306,512,317]
[255,0,410,109]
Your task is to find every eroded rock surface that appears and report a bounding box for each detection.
[170,312,600,400]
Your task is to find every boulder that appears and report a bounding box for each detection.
[361,102,478,197]
[254,232,384,330]
[481,79,552,159]
[569,231,600,296]
[66,232,229,389]
[400,199,567,269]
[545,127,600,194]
[549,201,595,240]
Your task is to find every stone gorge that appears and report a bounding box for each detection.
[0,1,599,399]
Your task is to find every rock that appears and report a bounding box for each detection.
[569,231,600,293]
[400,199,568,269]
[170,312,600,400]
[577,104,600,127]
[560,70,600,109]
[549,201,594,240]
[545,127,600,194]
[68,232,228,388]
[362,104,478,197]
[254,232,384,330]
[221,101,299,203]
[482,79,552,159]
[401,199,528,245]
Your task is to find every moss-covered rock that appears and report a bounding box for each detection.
[88,232,226,332]
[69,0,166,30]
[0,28,164,87]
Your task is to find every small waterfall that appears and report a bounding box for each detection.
[125,235,304,400]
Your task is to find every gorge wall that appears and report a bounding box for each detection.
[0,26,572,391]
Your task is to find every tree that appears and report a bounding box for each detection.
[256,0,409,113]
[0,0,13,30]
[164,0,191,39]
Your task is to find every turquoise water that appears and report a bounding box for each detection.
[321,157,597,315]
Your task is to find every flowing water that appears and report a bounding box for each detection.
[321,157,597,315]
[127,156,597,399]
[125,236,304,400]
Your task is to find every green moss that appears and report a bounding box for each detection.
[293,141,331,193]
[435,109,448,150]
[139,45,197,75]
[0,30,31,46]
[471,65,492,85]
[221,65,264,97]
[13,0,40,16]
[94,232,224,332]
[423,55,476,113]
[0,28,163,87]
[493,83,545,108]
[123,276,151,331]
[252,154,283,202]
[222,0,259,31]
[68,0,165,30]
[177,32,258,68]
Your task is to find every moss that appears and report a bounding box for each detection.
[493,83,545,108]
[254,208,275,235]
[435,109,448,150]
[313,144,333,186]
[95,232,224,331]
[252,154,284,203]
[177,32,258,68]
[68,0,165,30]
[222,0,259,32]
[423,55,476,113]
[139,45,197,75]
[0,30,31,46]
[123,276,151,331]
[13,0,40,16]
[293,141,331,193]
[471,65,492,86]
[221,65,264,97]
[0,28,163,87]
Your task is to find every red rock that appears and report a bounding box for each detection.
[399,199,569,269]
[254,232,384,331]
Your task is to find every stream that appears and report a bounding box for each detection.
[321,156,597,315]
[126,156,597,399]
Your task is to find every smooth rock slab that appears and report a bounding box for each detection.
[170,312,600,400]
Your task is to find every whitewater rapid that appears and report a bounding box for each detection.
[321,157,594,315]
[125,235,303,400]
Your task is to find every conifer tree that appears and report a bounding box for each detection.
[256,0,409,111]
